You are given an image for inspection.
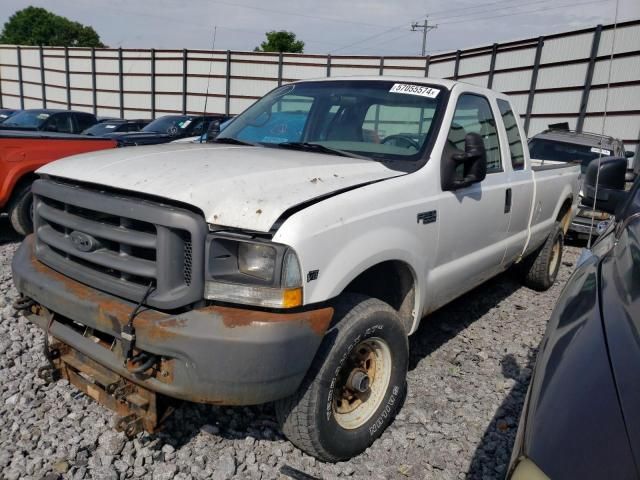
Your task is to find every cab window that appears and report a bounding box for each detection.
[447,94,502,173]
[497,99,525,170]
[361,104,436,150]
[46,113,73,133]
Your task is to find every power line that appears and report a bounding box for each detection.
[411,18,438,57]
[437,0,612,25]
[329,0,611,55]
[329,0,554,55]
[423,0,542,18]
[330,23,410,53]
[431,0,542,21]
[427,0,554,20]
[430,0,583,23]
[208,0,386,28]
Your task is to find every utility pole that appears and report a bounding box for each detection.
[411,18,437,57]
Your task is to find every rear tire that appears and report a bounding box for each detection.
[275,294,408,462]
[8,183,34,236]
[518,221,563,291]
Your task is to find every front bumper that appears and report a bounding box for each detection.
[12,236,333,405]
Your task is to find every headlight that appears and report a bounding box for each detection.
[238,243,277,281]
[509,458,550,480]
[204,233,303,308]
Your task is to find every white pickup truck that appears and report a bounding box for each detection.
[12,77,579,461]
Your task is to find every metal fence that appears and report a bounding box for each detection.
[0,19,638,150]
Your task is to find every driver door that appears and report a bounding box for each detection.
[431,93,511,307]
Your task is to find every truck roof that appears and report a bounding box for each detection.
[296,75,454,87]
[20,108,95,115]
[291,76,513,102]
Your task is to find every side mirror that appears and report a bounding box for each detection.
[45,124,58,132]
[582,156,628,215]
[441,132,487,191]
[625,150,634,158]
[205,119,221,143]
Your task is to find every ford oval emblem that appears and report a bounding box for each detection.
[70,231,99,253]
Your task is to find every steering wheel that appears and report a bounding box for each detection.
[381,134,420,150]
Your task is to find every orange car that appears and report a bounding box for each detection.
[0,131,117,234]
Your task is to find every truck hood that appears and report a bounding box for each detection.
[37,143,404,232]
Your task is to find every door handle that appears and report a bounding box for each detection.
[504,188,512,213]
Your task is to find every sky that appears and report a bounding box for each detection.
[1,0,639,55]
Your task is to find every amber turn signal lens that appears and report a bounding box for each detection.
[282,287,303,308]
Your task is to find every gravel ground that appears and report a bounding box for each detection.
[0,217,582,480]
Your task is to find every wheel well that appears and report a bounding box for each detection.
[342,260,416,332]
[5,172,37,211]
[556,197,573,234]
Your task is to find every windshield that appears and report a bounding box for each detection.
[83,122,123,135]
[143,116,192,134]
[217,80,445,161]
[0,110,17,121]
[529,138,613,174]
[2,110,50,128]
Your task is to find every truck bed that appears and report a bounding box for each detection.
[530,158,581,172]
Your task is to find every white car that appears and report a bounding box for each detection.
[13,77,580,461]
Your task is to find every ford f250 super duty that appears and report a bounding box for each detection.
[12,77,580,461]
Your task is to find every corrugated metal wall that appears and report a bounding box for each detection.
[0,19,638,149]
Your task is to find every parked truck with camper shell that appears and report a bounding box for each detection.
[12,77,580,461]
[528,127,636,238]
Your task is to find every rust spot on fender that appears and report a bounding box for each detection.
[200,305,334,336]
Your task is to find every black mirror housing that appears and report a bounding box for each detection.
[441,132,487,191]
[582,156,628,215]
[625,150,634,158]
[206,119,221,142]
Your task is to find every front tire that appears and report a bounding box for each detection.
[8,183,34,235]
[519,221,564,291]
[275,294,408,462]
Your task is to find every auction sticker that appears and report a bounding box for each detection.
[389,83,439,98]
[590,147,611,155]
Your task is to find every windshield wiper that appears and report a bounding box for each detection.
[277,142,365,159]
[212,137,257,146]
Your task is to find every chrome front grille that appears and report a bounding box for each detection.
[32,179,207,310]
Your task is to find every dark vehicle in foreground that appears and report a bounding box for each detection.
[82,119,150,136]
[508,157,640,480]
[105,114,230,146]
[0,109,98,134]
[0,108,20,122]
[529,127,635,238]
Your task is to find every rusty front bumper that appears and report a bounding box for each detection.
[12,236,333,407]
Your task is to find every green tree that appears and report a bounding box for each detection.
[0,7,106,47]
[254,30,304,53]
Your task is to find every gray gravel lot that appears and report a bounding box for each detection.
[0,217,581,480]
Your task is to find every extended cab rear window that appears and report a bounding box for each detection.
[497,99,525,170]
